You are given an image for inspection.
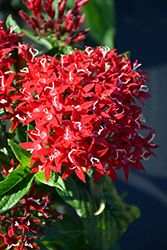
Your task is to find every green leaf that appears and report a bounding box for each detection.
[11,122,27,144]
[35,242,49,250]
[122,50,131,58]
[52,214,83,236]
[56,177,82,211]
[0,164,31,196]
[57,175,140,250]
[26,123,35,142]
[8,140,31,167]
[21,29,53,50]
[0,151,10,166]
[5,14,22,34]
[0,173,34,213]
[35,170,65,190]
[83,0,116,49]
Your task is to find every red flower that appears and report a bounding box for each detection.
[21,236,40,250]
[1,45,158,182]
[11,213,40,234]
[0,228,23,250]
[1,159,21,177]
[18,183,49,217]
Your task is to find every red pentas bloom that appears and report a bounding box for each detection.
[0,182,62,249]
[0,21,23,75]
[0,159,21,177]
[19,0,91,46]
[1,45,158,183]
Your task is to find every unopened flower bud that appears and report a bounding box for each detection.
[19,10,29,21]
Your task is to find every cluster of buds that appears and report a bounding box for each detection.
[19,0,91,47]
[0,44,158,183]
[0,180,62,250]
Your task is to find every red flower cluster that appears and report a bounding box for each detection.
[19,0,91,46]
[0,45,158,183]
[0,183,62,250]
[0,21,23,75]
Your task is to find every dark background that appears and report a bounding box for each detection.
[114,0,167,250]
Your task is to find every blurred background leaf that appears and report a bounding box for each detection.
[66,0,116,49]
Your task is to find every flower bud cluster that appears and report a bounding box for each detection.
[0,182,62,249]
[19,0,91,46]
[0,45,158,182]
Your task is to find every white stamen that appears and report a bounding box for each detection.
[104,163,110,173]
[139,114,146,123]
[20,67,29,73]
[115,149,127,160]
[7,243,19,249]
[27,111,32,118]
[135,114,146,129]
[40,131,47,139]
[43,108,48,113]
[64,127,71,140]
[49,155,54,161]
[40,58,47,69]
[99,46,110,57]
[4,71,13,74]
[90,157,100,165]
[29,47,39,62]
[46,113,53,120]
[147,133,156,146]
[54,149,61,157]
[16,114,26,121]
[118,73,130,84]
[25,241,33,248]
[115,108,124,115]
[35,95,39,99]
[0,75,5,90]
[26,219,30,226]
[140,85,149,92]
[33,108,40,112]
[9,26,17,34]
[111,97,122,105]
[60,54,65,68]
[67,48,73,54]
[38,165,43,172]
[98,125,104,135]
[105,62,111,72]
[141,151,150,161]
[72,121,82,130]
[133,63,142,72]
[85,47,94,56]
[121,64,128,71]
[31,128,40,136]
[0,99,7,104]
[68,149,78,163]
[128,155,136,163]
[8,167,14,173]
[27,197,40,202]
[69,166,80,171]
[93,100,99,110]
[72,105,81,110]
[69,71,73,81]
[44,82,57,96]
[24,92,31,100]
[34,144,42,151]
[14,221,19,227]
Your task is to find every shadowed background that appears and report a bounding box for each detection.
[114,0,167,249]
